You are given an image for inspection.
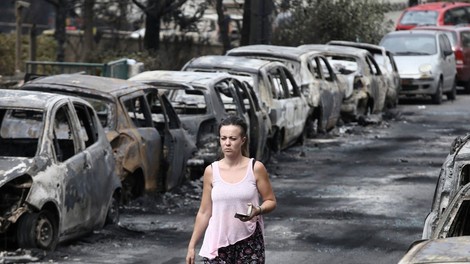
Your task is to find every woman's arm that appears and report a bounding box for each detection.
[186,165,213,264]
[253,160,277,215]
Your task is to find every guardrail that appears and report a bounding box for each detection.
[25,58,129,80]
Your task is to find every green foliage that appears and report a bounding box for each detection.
[0,34,16,76]
[272,0,395,46]
[0,34,56,76]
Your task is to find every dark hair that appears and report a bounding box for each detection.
[218,115,249,157]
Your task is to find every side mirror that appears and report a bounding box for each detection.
[443,49,453,57]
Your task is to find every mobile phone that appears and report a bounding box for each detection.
[234,204,253,219]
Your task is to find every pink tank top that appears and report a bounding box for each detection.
[199,158,264,259]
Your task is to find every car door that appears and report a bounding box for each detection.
[232,78,269,161]
[51,101,93,236]
[364,54,386,114]
[439,33,456,90]
[310,55,339,130]
[71,101,115,225]
[146,89,190,191]
[120,93,161,191]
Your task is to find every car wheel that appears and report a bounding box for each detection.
[17,211,58,251]
[431,80,443,104]
[105,191,120,225]
[446,79,457,101]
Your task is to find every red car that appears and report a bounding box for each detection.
[415,25,470,92]
[396,2,470,31]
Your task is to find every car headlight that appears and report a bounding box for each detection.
[419,64,433,78]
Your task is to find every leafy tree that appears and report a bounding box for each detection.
[272,0,394,46]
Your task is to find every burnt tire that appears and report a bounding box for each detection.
[105,191,120,226]
[17,211,58,251]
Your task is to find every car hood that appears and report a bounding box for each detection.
[0,157,35,186]
[393,55,436,76]
[401,237,470,263]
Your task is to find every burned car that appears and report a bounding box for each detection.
[130,70,272,172]
[226,44,344,136]
[401,183,470,263]
[22,74,196,198]
[327,40,401,109]
[422,133,470,239]
[0,89,121,250]
[298,44,388,122]
[182,55,310,152]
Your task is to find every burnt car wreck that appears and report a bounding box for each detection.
[0,89,121,250]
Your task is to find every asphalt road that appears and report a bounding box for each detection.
[26,93,470,264]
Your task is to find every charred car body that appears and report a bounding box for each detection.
[226,44,344,136]
[327,40,401,109]
[401,182,470,263]
[129,70,272,171]
[22,74,196,198]
[422,133,470,239]
[0,89,121,250]
[182,55,309,152]
[298,44,388,122]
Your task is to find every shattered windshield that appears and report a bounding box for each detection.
[0,108,44,158]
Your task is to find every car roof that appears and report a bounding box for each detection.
[184,55,279,74]
[227,45,323,61]
[414,25,470,32]
[327,40,392,56]
[130,70,235,88]
[0,88,67,109]
[384,29,443,37]
[298,44,369,57]
[23,74,154,99]
[405,1,470,11]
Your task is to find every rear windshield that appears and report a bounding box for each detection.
[400,11,438,26]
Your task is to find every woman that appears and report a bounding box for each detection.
[186,115,277,264]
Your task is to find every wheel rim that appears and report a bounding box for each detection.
[35,213,54,248]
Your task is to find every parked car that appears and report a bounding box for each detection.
[130,70,272,168]
[395,2,470,31]
[422,133,470,239]
[182,55,310,152]
[0,89,121,250]
[327,40,401,109]
[398,236,470,264]
[380,29,457,104]
[226,44,344,136]
[414,25,470,93]
[22,74,196,199]
[298,44,388,122]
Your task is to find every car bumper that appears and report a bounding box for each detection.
[399,77,436,95]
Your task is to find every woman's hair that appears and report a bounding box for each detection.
[218,115,249,157]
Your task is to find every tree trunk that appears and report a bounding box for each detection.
[144,0,161,51]
[216,0,231,54]
[81,0,95,62]
[54,0,67,62]
[241,0,251,46]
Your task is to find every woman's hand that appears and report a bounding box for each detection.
[186,248,196,264]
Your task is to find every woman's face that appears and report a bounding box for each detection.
[219,124,246,157]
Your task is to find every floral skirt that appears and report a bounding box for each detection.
[203,222,265,264]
